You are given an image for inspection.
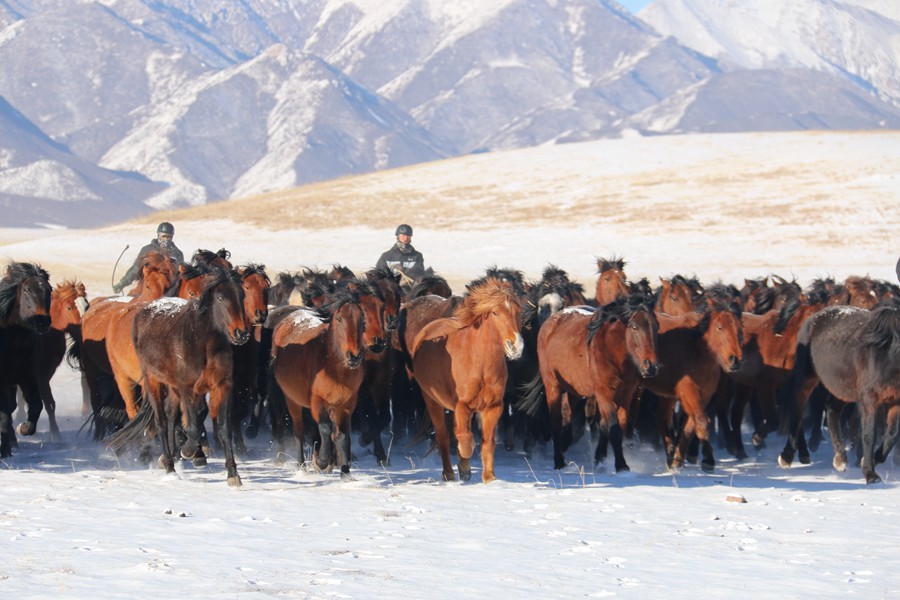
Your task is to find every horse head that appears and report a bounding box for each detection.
[844,275,879,310]
[459,277,524,360]
[326,291,366,368]
[345,279,386,354]
[588,295,659,378]
[238,264,270,325]
[699,296,744,372]
[656,275,695,316]
[0,262,52,333]
[367,267,403,332]
[202,269,250,346]
[51,280,89,330]
[595,256,629,307]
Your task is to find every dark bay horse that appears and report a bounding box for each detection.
[644,296,744,472]
[270,289,369,476]
[594,256,629,306]
[0,262,53,456]
[122,268,250,485]
[520,294,660,472]
[412,278,524,483]
[778,301,900,483]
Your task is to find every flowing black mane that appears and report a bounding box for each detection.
[0,262,49,322]
[586,294,653,346]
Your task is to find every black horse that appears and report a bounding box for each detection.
[0,262,53,457]
[778,300,900,483]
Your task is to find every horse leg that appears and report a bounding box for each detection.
[180,392,207,467]
[209,382,242,487]
[858,401,880,484]
[454,403,475,482]
[38,378,61,442]
[313,405,335,473]
[609,405,629,473]
[0,387,14,457]
[696,412,715,472]
[16,379,44,437]
[827,400,849,471]
[145,379,175,474]
[479,403,503,483]
[728,384,750,459]
[424,397,454,481]
[874,405,900,466]
[778,374,820,469]
[655,397,677,469]
[332,409,353,477]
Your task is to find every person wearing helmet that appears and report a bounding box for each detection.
[376,223,425,284]
[112,222,185,293]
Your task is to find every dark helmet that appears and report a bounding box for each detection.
[395,224,413,236]
[157,222,175,236]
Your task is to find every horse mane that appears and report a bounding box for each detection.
[53,279,83,303]
[329,264,356,281]
[0,262,49,322]
[315,287,360,322]
[192,248,232,268]
[239,262,270,284]
[197,268,242,312]
[453,277,519,328]
[471,266,527,297]
[859,300,900,357]
[586,293,651,346]
[366,266,400,286]
[773,293,803,334]
[407,273,452,299]
[596,255,625,274]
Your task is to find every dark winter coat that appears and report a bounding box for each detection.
[116,238,184,289]
[376,242,425,281]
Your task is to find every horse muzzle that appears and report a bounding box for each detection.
[253,309,268,325]
[31,315,51,334]
[504,334,524,361]
[728,356,744,372]
[640,360,659,378]
[346,351,364,368]
[368,338,386,354]
[231,328,251,345]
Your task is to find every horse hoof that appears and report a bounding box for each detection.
[482,472,497,484]
[442,471,456,482]
[192,456,208,467]
[833,456,848,472]
[615,464,630,473]
[227,475,243,488]
[799,454,811,465]
[777,454,791,469]
[751,433,766,449]
[865,472,882,485]
[686,454,699,465]
[458,466,472,481]
[701,462,715,473]
[735,449,748,461]
[16,422,35,436]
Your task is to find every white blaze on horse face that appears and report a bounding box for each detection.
[538,293,563,315]
[75,297,89,317]
[505,331,524,360]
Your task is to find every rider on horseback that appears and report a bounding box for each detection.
[113,222,184,293]
[376,224,425,285]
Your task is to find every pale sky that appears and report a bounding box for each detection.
[618,0,651,13]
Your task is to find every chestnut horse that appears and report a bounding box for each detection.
[0,262,53,456]
[110,268,250,485]
[270,289,369,475]
[779,301,900,483]
[520,295,659,472]
[412,278,524,482]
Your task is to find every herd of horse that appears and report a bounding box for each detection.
[1,250,898,486]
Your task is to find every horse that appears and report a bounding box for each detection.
[270,288,370,475]
[23,280,89,441]
[354,267,404,465]
[404,271,453,301]
[594,256,629,306]
[519,293,659,472]
[778,300,900,484]
[644,293,744,472]
[0,262,53,457]
[109,267,250,485]
[412,277,524,482]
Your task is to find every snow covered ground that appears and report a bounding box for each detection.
[1,131,900,598]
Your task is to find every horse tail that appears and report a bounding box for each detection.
[516,372,546,417]
[65,332,84,371]
[103,397,155,455]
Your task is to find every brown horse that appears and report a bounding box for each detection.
[0,262,53,456]
[644,295,744,472]
[110,268,250,485]
[355,267,404,464]
[594,256,629,306]
[25,280,89,441]
[270,288,369,475]
[520,294,659,472]
[779,300,900,483]
[412,278,524,482]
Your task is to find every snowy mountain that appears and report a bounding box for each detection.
[1,0,898,227]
